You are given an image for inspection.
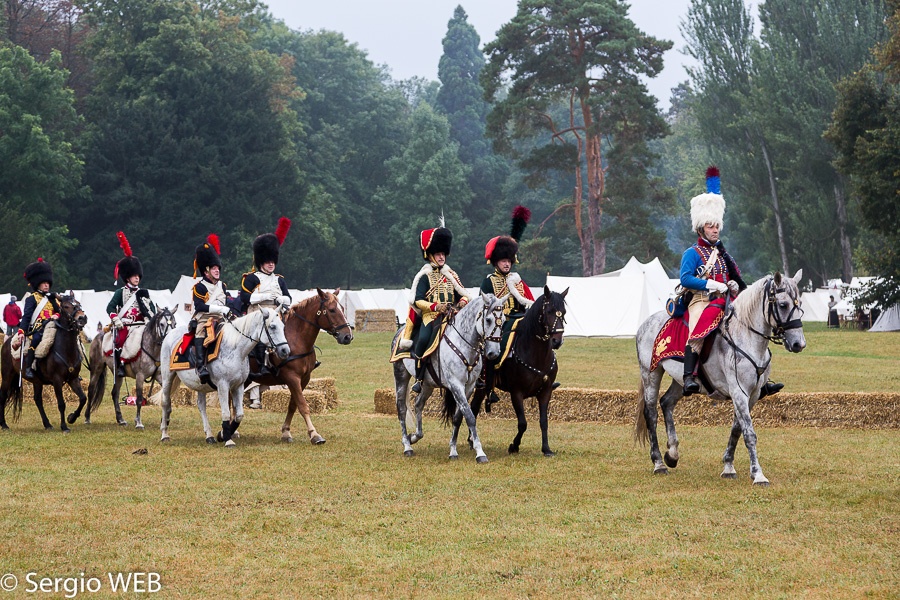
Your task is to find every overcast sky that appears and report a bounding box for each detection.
[261,0,723,111]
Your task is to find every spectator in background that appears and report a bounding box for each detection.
[828,295,839,328]
[3,296,22,336]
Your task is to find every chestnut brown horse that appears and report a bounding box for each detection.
[250,288,352,444]
[0,295,88,432]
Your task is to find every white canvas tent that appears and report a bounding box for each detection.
[545,257,676,337]
[870,304,900,332]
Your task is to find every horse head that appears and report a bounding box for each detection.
[540,285,568,349]
[261,308,291,360]
[769,270,806,353]
[151,307,177,344]
[58,295,87,331]
[478,293,506,361]
[311,287,353,345]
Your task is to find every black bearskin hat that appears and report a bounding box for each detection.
[252,217,291,269]
[194,234,222,277]
[24,258,53,289]
[420,227,452,259]
[485,236,518,265]
[115,231,144,283]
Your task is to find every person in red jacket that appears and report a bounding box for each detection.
[3,296,22,337]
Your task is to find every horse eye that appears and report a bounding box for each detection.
[780,301,789,308]
[329,309,335,313]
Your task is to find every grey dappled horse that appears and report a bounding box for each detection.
[72,307,177,429]
[391,293,507,463]
[634,271,806,485]
[158,308,289,447]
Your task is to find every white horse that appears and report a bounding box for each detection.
[634,271,806,485]
[158,308,289,447]
[390,293,507,463]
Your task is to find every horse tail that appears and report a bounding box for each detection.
[0,342,23,422]
[633,378,649,447]
[86,339,107,414]
[440,389,457,427]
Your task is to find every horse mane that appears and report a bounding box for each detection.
[515,291,565,341]
[223,309,266,343]
[730,276,771,330]
[284,294,323,325]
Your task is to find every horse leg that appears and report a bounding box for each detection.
[31,382,53,430]
[409,383,429,445]
[660,382,683,469]
[230,384,245,441]
[216,387,237,448]
[508,391,527,454]
[52,385,69,433]
[732,394,768,485]
[394,363,415,457]
[110,371,127,426]
[637,368,668,475]
[537,385,554,457]
[0,385,7,430]
[195,391,216,444]
[450,382,487,463]
[448,404,465,460]
[159,373,177,442]
[284,377,324,445]
[721,413,741,479]
[65,378,88,429]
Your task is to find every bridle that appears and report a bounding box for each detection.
[536,297,565,341]
[53,297,86,332]
[293,296,351,340]
[748,278,804,346]
[228,309,290,355]
[443,299,504,373]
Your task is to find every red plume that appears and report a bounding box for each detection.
[512,205,531,223]
[207,233,220,254]
[705,166,720,179]
[274,217,291,245]
[117,231,132,257]
[510,205,531,241]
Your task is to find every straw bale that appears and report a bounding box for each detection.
[372,388,900,429]
[260,389,327,413]
[355,309,397,333]
[18,379,89,404]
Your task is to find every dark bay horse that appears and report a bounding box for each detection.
[634,271,806,485]
[69,307,177,429]
[468,286,568,457]
[250,289,353,444]
[0,295,88,432]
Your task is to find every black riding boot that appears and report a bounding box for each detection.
[253,343,272,377]
[194,338,209,383]
[683,347,700,396]
[114,349,126,377]
[758,380,784,400]
[23,347,36,379]
[411,361,425,394]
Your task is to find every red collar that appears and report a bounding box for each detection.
[696,237,716,248]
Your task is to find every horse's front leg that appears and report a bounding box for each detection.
[721,413,741,479]
[52,385,70,433]
[229,383,245,441]
[111,371,126,426]
[537,383,555,457]
[65,378,89,428]
[394,364,415,457]
[159,373,175,442]
[31,382,54,430]
[508,390,527,455]
[730,391,768,486]
[449,404,465,460]
[216,386,237,447]
[284,376,324,445]
[133,376,144,430]
[659,382,682,469]
[449,382,486,463]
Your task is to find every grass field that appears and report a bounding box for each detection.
[0,324,897,598]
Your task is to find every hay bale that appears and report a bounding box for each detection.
[306,377,339,409]
[354,309,398,333]
[260,389,327,413]
[371,388,900,429]
[19,379,89,404]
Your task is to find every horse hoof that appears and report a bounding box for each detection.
[654,466,669,475]
[117,421,127,427]
[476,455,489,464]
[449,455,459,461]
[66,413,77,424]
[508,445,519,454]
[84,418,91,425]
[403,450,415,457]
[206,437,216,444]
[216,431,224,442]
[543,451,556,458]
[231,431,240,440]
[310,435,326,445]
[61,428,71,434]
[160,436,171,443]
[664,453,678,468]
[44,425,53,431]
[720,472,738,480]
[753,480,770,487]
[225,439,236,448]
[282,436,294,444]
[135,424,144,431]
[409,434,421,445]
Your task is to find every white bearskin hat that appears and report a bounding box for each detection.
[690,166,725,233]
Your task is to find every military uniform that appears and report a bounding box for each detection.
[680,167,781,399]
[107,231,156,376]
[240,218,295,404]
[402,226,469,393]
[18,259,61,379]
[191,234,230,381]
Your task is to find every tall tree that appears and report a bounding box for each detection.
[0,44,83,290]
[482,0,672,275]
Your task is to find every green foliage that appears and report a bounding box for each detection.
[0,44,83,290]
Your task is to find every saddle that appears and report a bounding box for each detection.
[101,325,145,362]
[389,314,449,363]
[169,320,224,371]
[650,315,718,372]
[10,322,57,361]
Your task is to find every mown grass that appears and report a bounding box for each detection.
[0,326,897,598]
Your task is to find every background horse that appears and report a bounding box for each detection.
[250,288,352,444]
[469,286,568,457]
[158,308,289,447]
[634,271,806,485]
[68,307,177,429]
[0,295,88,432]
[391,293,506,463]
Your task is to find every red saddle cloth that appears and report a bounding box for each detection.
[651,315,690,371]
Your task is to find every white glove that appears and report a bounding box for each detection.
[249,291,269,305]
[208,305,230,316]
[278,295,292,306]
[112,316,124,328]
[706,280,728,294]
[727,280,740,295]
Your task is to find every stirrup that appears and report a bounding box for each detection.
[411,379,423,394]
[759,380,784,400]
[683,375,700,396]
[551,381,561,390]
[313,360,321,370]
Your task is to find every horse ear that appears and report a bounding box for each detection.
[792,269,803,284]
[774,272,782,285]
[544,285,551,297]
[316,287,325,298]
[333,287,341,297]
[561,287,569,298]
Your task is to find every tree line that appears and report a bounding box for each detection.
[1,0,896,308]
